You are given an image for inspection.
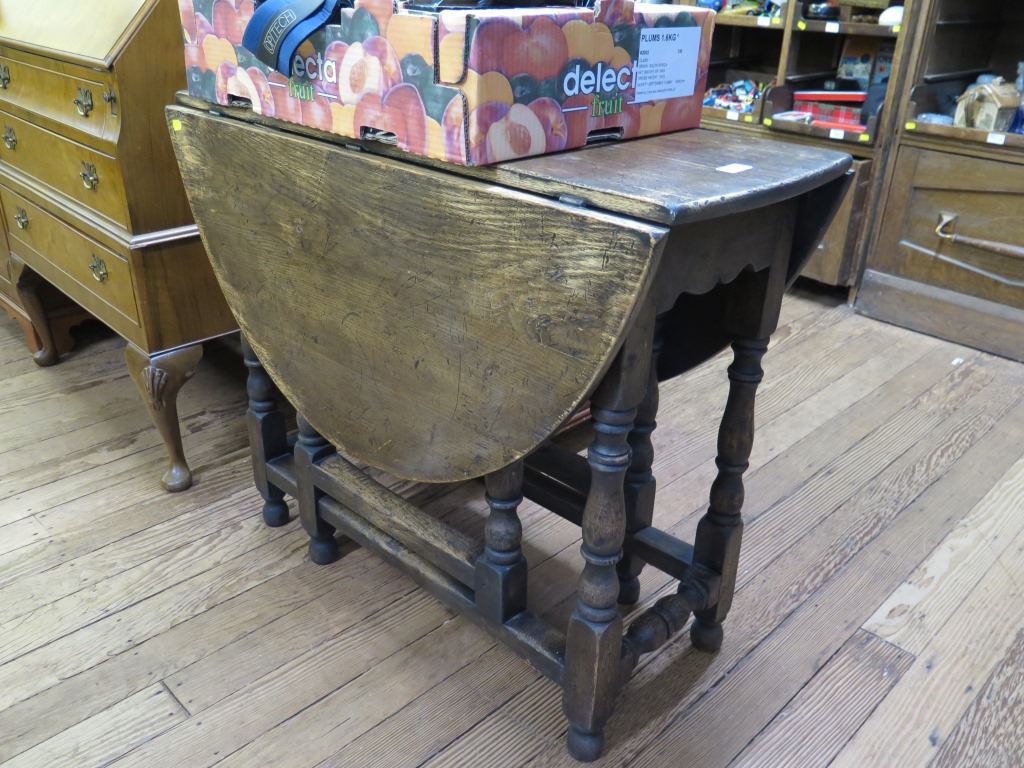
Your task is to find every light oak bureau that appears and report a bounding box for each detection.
[0,0,235,490]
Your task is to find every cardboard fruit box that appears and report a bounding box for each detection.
[179,0,715,165]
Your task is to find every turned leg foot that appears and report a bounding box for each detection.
[125,343,204,492]
[295,413,339,565]
[689,618,724,653]
[567,724,605,763]
[10,255,58,367]
[242,335,292,526]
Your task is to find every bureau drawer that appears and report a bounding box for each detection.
[0,53,119,145]
[0,185,139,326]
[872,146,1024,310]
[0,110,128,227]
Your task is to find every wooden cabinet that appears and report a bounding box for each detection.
[700,1,921,288]
[857,0,1024,361]
[0,0,237,490]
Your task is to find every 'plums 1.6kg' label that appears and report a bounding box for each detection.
[633,27,702,103]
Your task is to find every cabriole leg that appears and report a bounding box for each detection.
[125,343,203,492]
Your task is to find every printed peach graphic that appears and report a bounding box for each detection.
[502,18,567,82]
[212,0,246,47]
[468,101,511,163]
[353,92,386,138]
[301,94,334,132]
[383,83,429,155]
[363,37,403,89]
[195,13,215,43]
[270,84,303,124]
[597,0,634,28]
[180,0,198,43]
[214,60,237,103]
[467,18,521,74]
[591,24,615,64]
[528,97,568,152]
[338,40,395,105]
[485,102,546,163]
[425,117,445,159]
[660,95,701,132]
[183,43,206,71]
[462,70,513,113]
[245,66,275,116]
[202,36,237,72]
[321,40,350,100]
[441,95,468,164]
[639,101,666,134]
[609,46,632,71]
[360,0,394,37]
[438,32,466,83]
[331,103,357,136]
[561,20,594,63]
[562,93,601,146]
[387,13,435,66]
[604,103,641,139]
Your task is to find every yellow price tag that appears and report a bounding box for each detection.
[859,133,871,142]
[744,115,754,123]
[764,118,773,126]
[797,20,807,30]
[772,17,780,24]
[893,24,901,33]
[171,119,182,132]
[905,121,917,131]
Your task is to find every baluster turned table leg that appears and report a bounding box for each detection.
[475,459,527,623]
[689,337,768,652]
[295,414,339,564]
[564,305,653,762]
[617,316,664,606]
[241,335,291,527]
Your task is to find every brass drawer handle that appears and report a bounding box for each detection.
[88,254,108,282]
[103,88,117,113]
[80,161,99,190]
[934,214,1024,288]
[14,207,28,229]
[74,87,93,117]
[0,64,9,89]
[3,125,16,150]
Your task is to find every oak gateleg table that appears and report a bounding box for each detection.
[168,96,851,761]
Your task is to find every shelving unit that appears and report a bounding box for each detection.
[856,0,1024,361]
[700,1,921,288]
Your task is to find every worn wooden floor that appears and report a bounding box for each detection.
[1,281,1023,768]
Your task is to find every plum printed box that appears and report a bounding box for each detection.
[179,0,715,165]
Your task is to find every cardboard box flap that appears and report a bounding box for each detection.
[0,0,156,68]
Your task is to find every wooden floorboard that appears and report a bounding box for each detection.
[1,281,1023,767]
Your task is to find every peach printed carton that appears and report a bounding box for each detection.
[179,0,715,165]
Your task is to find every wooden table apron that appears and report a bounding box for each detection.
[168,101,851,762]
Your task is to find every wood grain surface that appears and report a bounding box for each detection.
[169,107,668,481]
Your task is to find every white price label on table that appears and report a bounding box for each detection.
[717,163,753,174]
[726,110,740,121]
[825,21,840,33]
[987,132,1007,145]
[829,128,846,140]
[757,16,770,27]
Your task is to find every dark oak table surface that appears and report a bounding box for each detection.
[169,95,851,761]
